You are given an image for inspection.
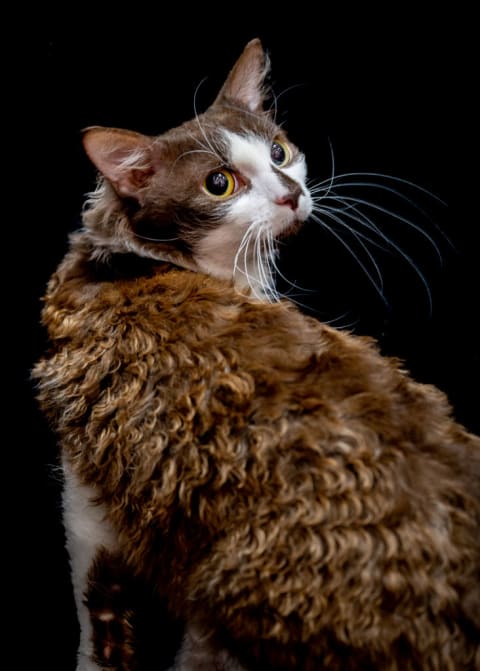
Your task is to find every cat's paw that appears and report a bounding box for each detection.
[85,550,136,669]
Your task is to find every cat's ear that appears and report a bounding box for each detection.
[213,38,270,113]
[82,127,155,200]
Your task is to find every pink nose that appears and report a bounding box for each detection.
[275,192,299,211]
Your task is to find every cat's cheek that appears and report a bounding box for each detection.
[299,192,313,221]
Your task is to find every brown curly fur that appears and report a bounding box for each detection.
[33,38,480,670]
[34,235,480,669]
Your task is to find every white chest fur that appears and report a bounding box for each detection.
[62,460,118,670]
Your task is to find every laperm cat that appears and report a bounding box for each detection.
[34,39,479,670]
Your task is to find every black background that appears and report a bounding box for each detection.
[15,9,477,669]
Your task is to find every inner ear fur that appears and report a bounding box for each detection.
[213,38,271,113]
[82,126,155,199]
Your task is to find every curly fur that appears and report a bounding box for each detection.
[33,38,480,671]
[34,234,480,669]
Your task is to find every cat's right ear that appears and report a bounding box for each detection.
[82,127,155,201]
[213,38,271,113]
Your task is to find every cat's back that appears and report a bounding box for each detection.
[39,232,329,376]
[34,234,480,670]
[37,232,480,506]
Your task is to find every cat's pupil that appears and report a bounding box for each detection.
[205,171,231,196]
[271,142,286,165]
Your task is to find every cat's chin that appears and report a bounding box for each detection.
[277,218,305,240]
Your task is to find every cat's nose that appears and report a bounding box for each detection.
[275,187,301,211]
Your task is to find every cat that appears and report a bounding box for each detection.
[33,38,480,671]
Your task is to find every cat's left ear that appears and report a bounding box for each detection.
[213,38,271,113]
[82,126,155,201]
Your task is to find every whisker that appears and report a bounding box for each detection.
[319,193,444,262]
[271,245,318,296]
[263,230,281,302]
[314,196,405,248]
[273,240,363,320]
[234,220,284,303]
[234,223,268,301]
[312,171,446,205]
[320,207,386,289]
[134,233,179,243]
[233,228,252,280]
[323,311,360,330]
[267,91,278,125]
[318,207,396,255]
[185,130,224,164]
[310,194,435,313]
[274,82,308,103]
[171,148,223,172]
[222,101,270,123]
[311,179,434,210]
[255,234,267,292]
[310,211,389,306]
[312,209,386,297]
[192,78,224,163]
[312,179,450,253]
[267,86,307,124]
[308,138,337,200]
[255,229,272,300]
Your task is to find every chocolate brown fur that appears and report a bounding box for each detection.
[35,238,480,669]
[33,39,480,670]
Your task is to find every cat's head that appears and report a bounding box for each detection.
[82,38,312,300]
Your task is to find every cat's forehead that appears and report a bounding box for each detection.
[202,104,277,138]
[159,106,281,167]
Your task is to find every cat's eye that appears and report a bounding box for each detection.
[271,141,290,167]
[204,170,236,198]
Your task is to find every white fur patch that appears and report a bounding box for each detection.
[225,132,311,227]
[62,459,118,670]
[195,131,312,299]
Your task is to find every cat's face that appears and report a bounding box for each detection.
[82,39,312,299]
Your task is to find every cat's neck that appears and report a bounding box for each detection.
[52,230,197,289]
[55,228,277,308]
[74,163,288,301]
[74,177,278,301]
[195,239,278,302]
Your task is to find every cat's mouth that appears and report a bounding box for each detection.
[275,193,312,240]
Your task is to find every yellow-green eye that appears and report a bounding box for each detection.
[204,170,236,198]
[271,140,290,167]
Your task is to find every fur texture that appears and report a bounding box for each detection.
[33,39,480,670]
